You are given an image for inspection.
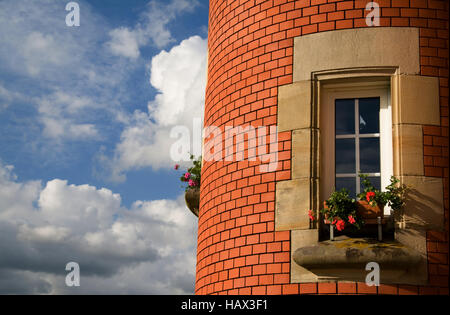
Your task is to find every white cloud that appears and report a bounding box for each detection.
[37,91,100,141]
[18,225,70,243]
[0,1,107,82]
[106,0,199,59]
[103,35,207,181]
[149,35,207,126]
[0,83,29,112]
[0,0,207,175]
[0,162,198,294]
[22,32,67,77]
[107,27,141,60]
[0,0,136,145]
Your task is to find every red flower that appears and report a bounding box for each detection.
[331,219,337,225]
[366,191,376,202]
[336,219,345,231]
[174,164,180,170]
[348,215,356,224]
[308,210,315,221]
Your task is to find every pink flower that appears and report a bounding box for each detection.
[174,164,180,170]
[308,210,315,221]
[188,179,197,187]
[184,172,191,179]
[348,215,356,224]
[336,219,345,231]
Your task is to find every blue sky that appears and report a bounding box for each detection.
[0,0,208,294]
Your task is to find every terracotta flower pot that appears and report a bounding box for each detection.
[356,200,384,221]
[185,188,200,217]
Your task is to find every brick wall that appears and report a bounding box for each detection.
[196,0,449,295]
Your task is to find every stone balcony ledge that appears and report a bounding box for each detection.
[292,236,426,284]
[294,236,422,270]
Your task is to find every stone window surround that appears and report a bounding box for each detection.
[275,27,444,285]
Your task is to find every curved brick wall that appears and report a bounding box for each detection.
[196,0,448,295]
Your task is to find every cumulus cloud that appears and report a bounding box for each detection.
[101,35,207,181]
[0,162,197,294]
[149,35,207,126]
[106,0,199,59]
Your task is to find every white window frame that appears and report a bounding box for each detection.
[320,80,393,215]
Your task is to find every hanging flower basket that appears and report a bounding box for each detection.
[174,155,202,218]
[185,187,200,217]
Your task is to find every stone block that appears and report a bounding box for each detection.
[399,176,444,231]
[292,129,311,179]
[290,229,319,283]
[275,179,312,231]
[393,124,424,176]
[277,81,311,132]
[398,75,440,126]
[294,27,420,81]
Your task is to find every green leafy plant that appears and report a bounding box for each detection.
[174,155,202,192]
[358,174,407,212]
[309,188,362,231]
[308,175,407,232]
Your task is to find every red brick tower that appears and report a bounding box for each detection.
[196,0,448,295]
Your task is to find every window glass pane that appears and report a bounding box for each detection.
[360,138,380,173]
[335,99,355,135]
[359,97,380,134]
[336,177,356,198]
[335,138,355,173]
[360,176,381,192]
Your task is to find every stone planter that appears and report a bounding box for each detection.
[185,188,200,217]
[356,200,384,224]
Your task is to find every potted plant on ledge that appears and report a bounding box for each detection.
[308,174,407,240]
[357,174,408,224]
[174,155,202,217]
[309,189,362,240]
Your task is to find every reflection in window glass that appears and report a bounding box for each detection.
[360,138,380,173]
[359,98,380,134]
[335,139,355,173]
[336,177,356,198]
[335,99,355,135]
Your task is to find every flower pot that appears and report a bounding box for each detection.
[185,188,200,217]
[356,200,383,222]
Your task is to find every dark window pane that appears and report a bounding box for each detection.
[335,138,355,173]
[360,138,380,173]
[335,99,355,135]
[359,97,380,134]
[336,177,356,198]
[360,176,381,192]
